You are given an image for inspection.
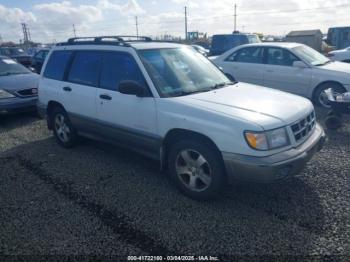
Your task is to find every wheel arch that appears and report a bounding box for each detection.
[161,128,224,171]
[47,100,65,130]
[312,80,346,100]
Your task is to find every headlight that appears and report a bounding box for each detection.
[245,127,290,151]
[0,89,15,99]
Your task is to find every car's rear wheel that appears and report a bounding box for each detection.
[313,83,346,108]
[51,107,77,148]
[168,140,226,200]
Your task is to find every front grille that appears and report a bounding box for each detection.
[17,88,38,97]
[290,111,316,142]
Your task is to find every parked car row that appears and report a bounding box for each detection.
[0,47,32,67]
[2,36,350,200]
[0,56,39,114]
[0,47,50,73]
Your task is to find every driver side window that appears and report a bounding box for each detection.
[99,52,147,92]
[266,48,300,66]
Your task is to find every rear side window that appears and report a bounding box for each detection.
[44,51,72,80]
[100,52,146,91]
[67,51,101,87]
[226,47,264,64]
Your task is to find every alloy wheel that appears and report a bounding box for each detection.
[175,149,212,192]
[54,114,71,143]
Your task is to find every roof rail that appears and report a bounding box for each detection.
[56,35,152,47]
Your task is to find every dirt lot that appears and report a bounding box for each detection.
[0,108,349,260]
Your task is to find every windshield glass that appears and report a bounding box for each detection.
[138,47,231,97]
[247,35,261,43]
[292,45,330,66]
[0,58,31,76]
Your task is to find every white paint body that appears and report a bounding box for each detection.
[212,43,350,99]
[39,42,317,159]
[329,47,350,62]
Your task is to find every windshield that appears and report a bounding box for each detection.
[292,45,330,66]
[247,35,261,43]
[0,58,31,76]
[138,47,232,97]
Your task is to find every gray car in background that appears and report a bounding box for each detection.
[0,56,39,114]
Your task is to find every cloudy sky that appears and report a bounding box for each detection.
[0,0,350,43]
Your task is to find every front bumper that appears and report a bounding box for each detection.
[0,97,37,115]
[223,123,326,183]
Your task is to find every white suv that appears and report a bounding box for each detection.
[38,36,326,200]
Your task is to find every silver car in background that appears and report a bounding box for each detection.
[0,56,39,114]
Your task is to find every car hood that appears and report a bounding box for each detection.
[0,73,39,92]
[318,61,350,74]
[176,83,313,130]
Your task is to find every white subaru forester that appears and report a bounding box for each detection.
[38,36,326,200]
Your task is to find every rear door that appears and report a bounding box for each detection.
[63,51,101,132]
[262,47,312,96]
[220,46,265,85]
[96,51,158,156]
[41,50,73,109]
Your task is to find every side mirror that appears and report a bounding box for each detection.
[293,61,308,68]
[119,80,145,97]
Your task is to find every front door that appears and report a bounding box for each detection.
[96,51,159,156]
[263,47,312,96]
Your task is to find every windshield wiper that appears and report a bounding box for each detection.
[315,60,332,66]
[180,88,213,96]
[170,82,235,97]
[208,82,235,90]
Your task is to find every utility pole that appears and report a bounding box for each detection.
[185,6,188,41]
[234,3,237,32]
[21,23,31,48]
[72,24,77,37]
[135,16,139,37]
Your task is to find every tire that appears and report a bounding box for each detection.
[51,107,78,148]
[167,139,226,200]
[325,115,342,130]
[313,83,346,108]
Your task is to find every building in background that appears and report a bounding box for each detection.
[285,30,323,52]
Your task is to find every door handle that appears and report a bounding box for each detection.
[63,86,72,92]
[99,94,112,101]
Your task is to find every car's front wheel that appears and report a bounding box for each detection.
[313,83,346,108]
[168,140,226,200]
[51,107,77,148]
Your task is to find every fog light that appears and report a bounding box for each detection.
[275,166,292,179]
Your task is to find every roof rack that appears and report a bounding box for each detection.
[56,35,152,47]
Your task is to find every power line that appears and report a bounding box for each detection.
[72,24,77,37]
[185,6,188,40]
[135,16,139,37]
[234,3,237,32]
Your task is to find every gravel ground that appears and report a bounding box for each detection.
[0,109,349,260]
